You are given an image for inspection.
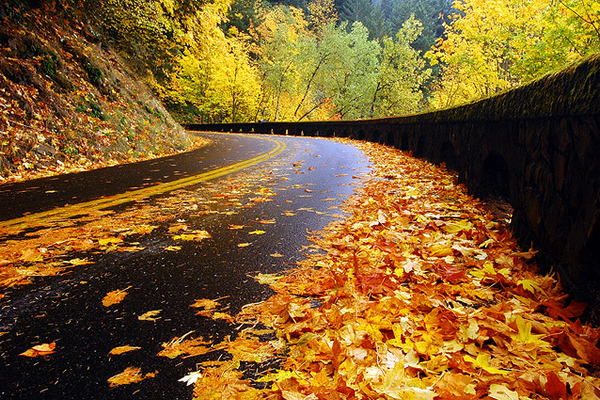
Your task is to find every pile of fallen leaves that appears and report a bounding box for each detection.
[188,140,600,399]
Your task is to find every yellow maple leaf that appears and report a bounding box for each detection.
[442,220,474,233]
[173,234,196,241]
[132,225,157,235]
[173,230,211,241]
[518,279,545,295]
[190,298,223,310]
[428,243,454,257]
[464,354,509,376]
[158,334,212,359]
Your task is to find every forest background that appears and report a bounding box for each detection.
[0,0,598,182]
[81,0,600,123]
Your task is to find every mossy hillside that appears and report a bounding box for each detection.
[0,2,196,183]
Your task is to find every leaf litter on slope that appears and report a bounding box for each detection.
[190,139,600,399]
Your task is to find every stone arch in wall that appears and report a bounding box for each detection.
[400,132,409,151]
[375,131,386,144]
[415,137,427,158]
[370,130,381,143]
[440,141,458,171]
[480,152,511,200]
[582,220,600,284]
[384,130,395,147]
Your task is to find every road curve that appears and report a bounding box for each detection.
[0,133,284,222]
[0,132,371,399]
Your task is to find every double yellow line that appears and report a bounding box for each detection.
[0,138,286,230]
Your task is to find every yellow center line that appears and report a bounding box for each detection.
[0,137,286,230]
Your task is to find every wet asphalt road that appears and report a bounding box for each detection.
[0,132,371,399]
[0,133,279,222]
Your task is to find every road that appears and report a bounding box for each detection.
[0,132,370,399]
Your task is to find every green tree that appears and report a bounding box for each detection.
[381,0,451,54]
[255,6,311,121]
[338,0,373,27]
[222,0,264,36]
[315,21,381,119]
[371,15,431,117]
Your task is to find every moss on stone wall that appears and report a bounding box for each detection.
[399,53,600,124]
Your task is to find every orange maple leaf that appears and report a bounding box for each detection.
[102,286,131,307]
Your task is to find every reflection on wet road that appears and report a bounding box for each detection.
[0,133,370,399]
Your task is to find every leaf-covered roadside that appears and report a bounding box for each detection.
[192,140,600,399]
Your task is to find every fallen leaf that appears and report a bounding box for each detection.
[256,219,276,224]
[173,230,211,241]
[489,384,519,400]
[212,311,236,323]
[19,248,44,262]
[132,225,157,234]
[179,371,202,386]
[238,243,251,248]
[138,309,162,321]
[109,345,141,355]
[168,223,188,233]
[464,354,509,376]
[107,367,156,387]
[544,371,567,400]
[248,230,266,235]
[518,279,545,295]
[190,298,222,310]
[19,342,56,357]
[68,258,92,265]
[102,286,132,307]
[228,224,245,230]
[158,334,212,359]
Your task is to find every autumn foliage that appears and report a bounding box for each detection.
[189,139,600,399]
